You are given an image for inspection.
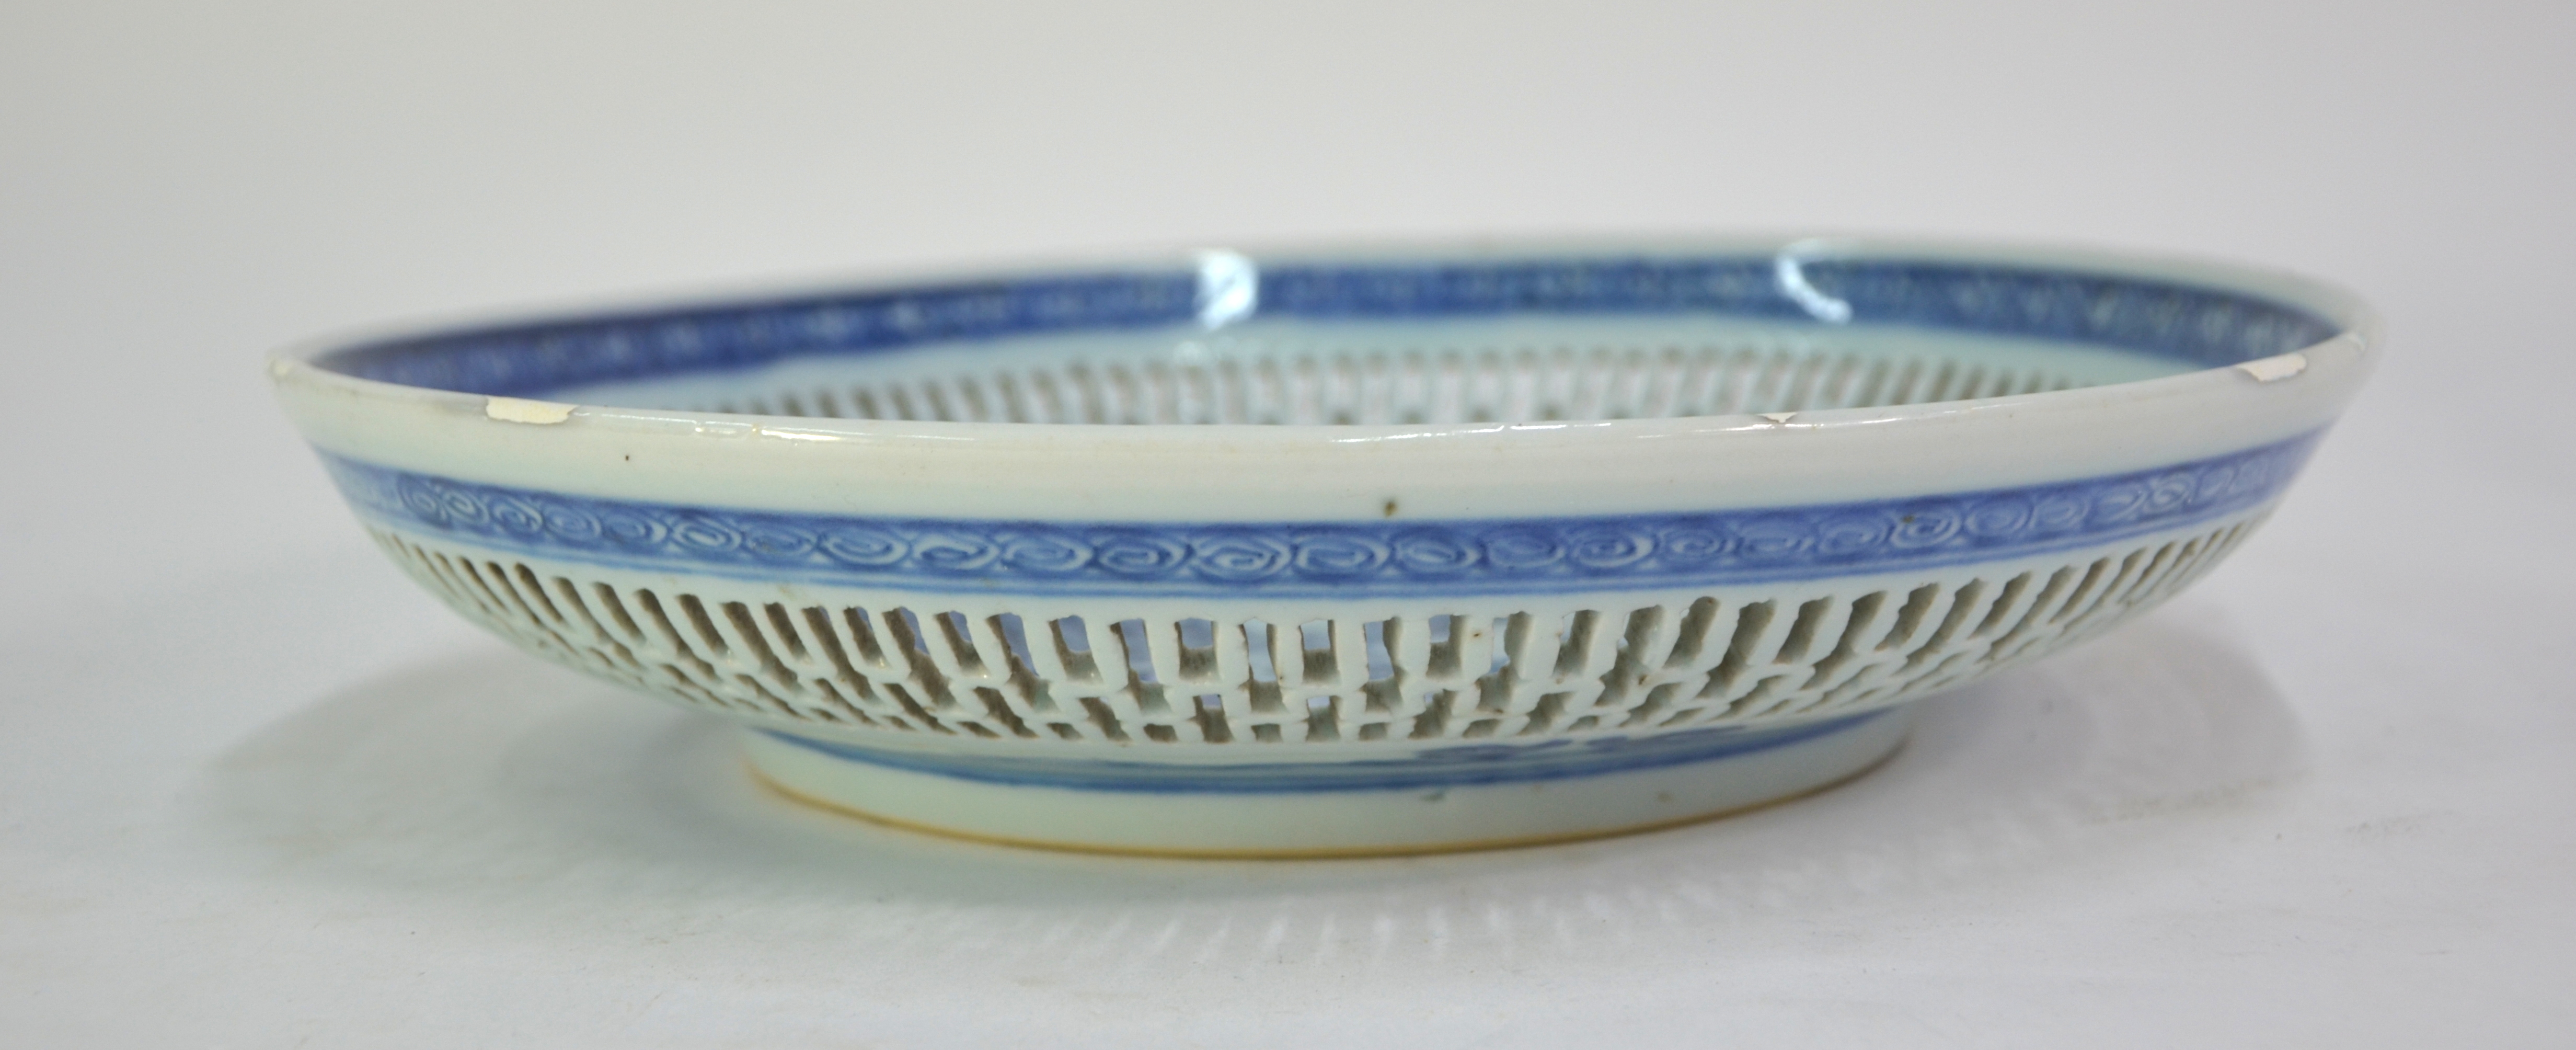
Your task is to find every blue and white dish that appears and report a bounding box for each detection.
[272,237,2376,855]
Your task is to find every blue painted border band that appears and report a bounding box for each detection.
[314,256,2343,398]
[322,431,2315,598]
[759,710,1889,793]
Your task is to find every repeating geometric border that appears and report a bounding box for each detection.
[758,710,1892,793]
[323,431,2317,598]
[315,256,2343,398]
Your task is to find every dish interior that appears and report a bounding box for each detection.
[314,255,2341,423]
[552,319,2192,425]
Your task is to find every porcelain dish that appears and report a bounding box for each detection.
[271,237,2376,855]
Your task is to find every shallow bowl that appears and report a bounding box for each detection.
[272,237,2375,855]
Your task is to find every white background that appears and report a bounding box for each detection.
[5,2,2571,1045]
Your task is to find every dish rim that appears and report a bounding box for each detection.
[270,235,2379,520]
[272,233,2378,435]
